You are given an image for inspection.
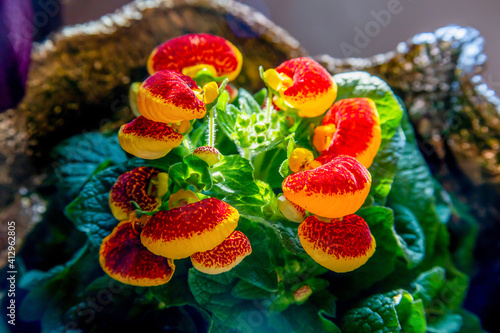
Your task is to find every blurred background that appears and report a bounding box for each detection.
[59,0,500,94]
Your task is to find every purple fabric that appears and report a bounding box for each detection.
[0,0,33,112]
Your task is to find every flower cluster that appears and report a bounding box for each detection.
[99,34,253,287]
[263,58,382,273]
[118,34,242,160]
[99,33,383,286]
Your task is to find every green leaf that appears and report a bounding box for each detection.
[188,269,269,333]
[51,132,127,197]
[427,313,463,333]
[334,71,404,148]
[169,154,213,191]
[368,126,406,205]
[342,292,402,333]
[412,266,446,308]
[388,114,443,257]
[65,165,127,246]
[233,218,278,292]
[151,260,196,307]
[394,291,427,333]
[253,88,267,107]
[231,280,274,300]
[392,204,426,269]
[210,155,260,195]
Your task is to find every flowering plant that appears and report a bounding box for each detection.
[16,34,483,333]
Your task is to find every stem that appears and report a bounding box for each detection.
[183,137,192,152]
[208,106,215,147]
[266,89,273,123]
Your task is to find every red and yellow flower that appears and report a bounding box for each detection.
[109,167,168,221]
[282,154,371,219]
[314,98,381,168]
[298,214,376,272]
[147,33,243,82]
[99,216,175,287]
[264,57,337,117]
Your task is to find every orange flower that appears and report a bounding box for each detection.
[118,116,184,160]
[147,33,243,82]
[99,218,175,286]
[298,214,376,272]
[137,70,206,124]
[282,155,371,218]
[265,57,337,117]
[191,231,252,274]
[109,167,167,221]
[141,198,239,259]
[314,98,381,168]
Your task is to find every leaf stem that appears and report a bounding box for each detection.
[266,89,273,124]
[208,106,215,147]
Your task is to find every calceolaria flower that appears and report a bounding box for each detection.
[141,197,240,259]
[99,216,175,287]
[137,70,207,124]
[193,146,221,166]
[314,98,382,168]
[191,230,252,274]
[118,116,184,160]
[264,57,337,117]
[109,167,168,221]
[282,155,371,219]
[298,214,376,273]
[147,33,243,82]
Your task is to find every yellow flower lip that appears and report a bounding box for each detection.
[277,194,306,223]
[272,57,337,117]
[118,116,184,160]
[137,70,206,124]
[147,33,243,82]
[99,219,175,287]
[282,155,371,218]
[298,214,376,273]
[168,189,199,209]
[190,230,252,275]
[140,198,239,259]
[288,148,320,173]
[314,98,382,168]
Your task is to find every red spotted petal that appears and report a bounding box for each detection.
[141,198,239,259]
[298,214,376,272]
[282,155,371,218]
[191,230,251,274]
[138,70,206,124]
[193,146,221,166]
[315,98,381,168]
[148,33,243,81]
[109,167,162,221]
[276,57,337,117]
[99,220,175,286]
[118,116,184,159]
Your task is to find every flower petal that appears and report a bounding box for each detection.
[118,116,183,159]
[315,98,381,168]
[147,33,243,82]
[282,155,371,218]
[141,198,239,259]
[298,214,376,273]
[109,167,162,221]
[138,70,206,124]
[99,220,175,286]
[275,57,337,117]
[190,230,251,274]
